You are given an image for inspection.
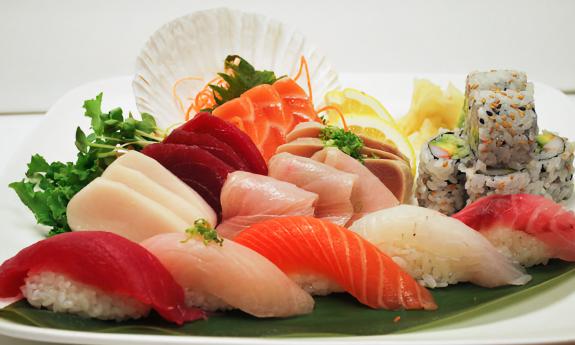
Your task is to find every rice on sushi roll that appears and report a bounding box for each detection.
[0,231,204,324]
[463,160,532,203]
[465,86,538,169]
[416,131,471,215]
[527,131,575,202]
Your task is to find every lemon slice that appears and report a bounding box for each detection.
[324,89,417,176]
[324,88,397,125]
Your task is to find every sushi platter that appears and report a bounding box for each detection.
[0,8,575,345]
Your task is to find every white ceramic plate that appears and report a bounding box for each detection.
[0,75,574,345]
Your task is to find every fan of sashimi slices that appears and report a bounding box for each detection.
[133,8,340,128]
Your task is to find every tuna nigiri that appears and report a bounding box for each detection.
[0,231,203,324]
[234,216,437,310]
[218,171,318,239]
[350,205,531,288]
[141,223,314,318]
[452,194,575,267]
[268,153,357,226]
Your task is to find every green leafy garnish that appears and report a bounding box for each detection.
[319,126,365,162]
[209,55,280,109]
[182,219,223,246]
[9,93,165,237]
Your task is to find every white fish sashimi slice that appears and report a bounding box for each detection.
[102,164,209,226]
[349,205,531,288]
[268,153,356,226]
[311,147,399,225]
[67,178,189,242]
[141,233,314,318]
[113,151,216,226]
[218,171,318,239]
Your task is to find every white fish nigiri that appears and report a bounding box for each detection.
[141,231,314,318]
[268,152,356,226]
[349,205,531,288]
[311,147,398,224]
[218,171,318,239]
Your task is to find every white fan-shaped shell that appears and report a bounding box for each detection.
[133,8,340,128]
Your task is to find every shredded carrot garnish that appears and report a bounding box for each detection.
[393,316,401,323]
[172,76,203,113]
[316,105,348,131]
[293,56,313,105]
[183,77,228,121]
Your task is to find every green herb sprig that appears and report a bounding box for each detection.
[182,219,224,246]
[208,55,281,109]
[9,93,165,237]
[319,125,365,162]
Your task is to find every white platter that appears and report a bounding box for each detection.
[0,75,574,345]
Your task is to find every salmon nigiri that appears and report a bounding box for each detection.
[234,216,437,310]
[453,194,575,267]
[213,78,320,161]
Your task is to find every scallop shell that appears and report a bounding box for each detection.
[133,8,341,128]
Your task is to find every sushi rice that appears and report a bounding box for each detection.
[483,227,552,267]
[463,160,532,203]
[416,131,471,215]
[22,271,150,321]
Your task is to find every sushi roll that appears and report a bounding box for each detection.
[527,131,575,202]
[350,205,530,288]
[453,194,575,267]
[465,86,538,169]
[0,231,204,324]
[463,160,532,203]
[416,131,471,215]
[460,70,528,127]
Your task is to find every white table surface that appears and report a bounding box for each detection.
[0,94,574,345]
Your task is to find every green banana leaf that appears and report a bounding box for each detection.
[1,260,573,338]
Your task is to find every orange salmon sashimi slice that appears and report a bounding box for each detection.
[211,78,320,161]
[235,216,438,311]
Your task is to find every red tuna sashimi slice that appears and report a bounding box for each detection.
[180,113,267,175]
[235,216,437,310]
[164,130,249,171]
[452,194,575,262]
[142,143,234,217]
[0,231,204,324]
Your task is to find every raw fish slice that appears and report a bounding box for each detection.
[272,78,319,125]
[180,113,267,175]
[141,233,314,318]
[275,137,324,158]
[102,164,210,226]
[350,205,531,288]
[453,194,575,266]
[268,153,356,226]
[242,84,288,126]
[211,97,259,142]
[164,130,249,171]
[0,231,203,324]
[112,151,216,224]
[113,151,216,223]
[285,121,324,142]
[364,158,413,203]
[311,147,399,225]
[218,171,318,239]
[67,178,189,242]
[142,143,235,216]
[235,216,437,310]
